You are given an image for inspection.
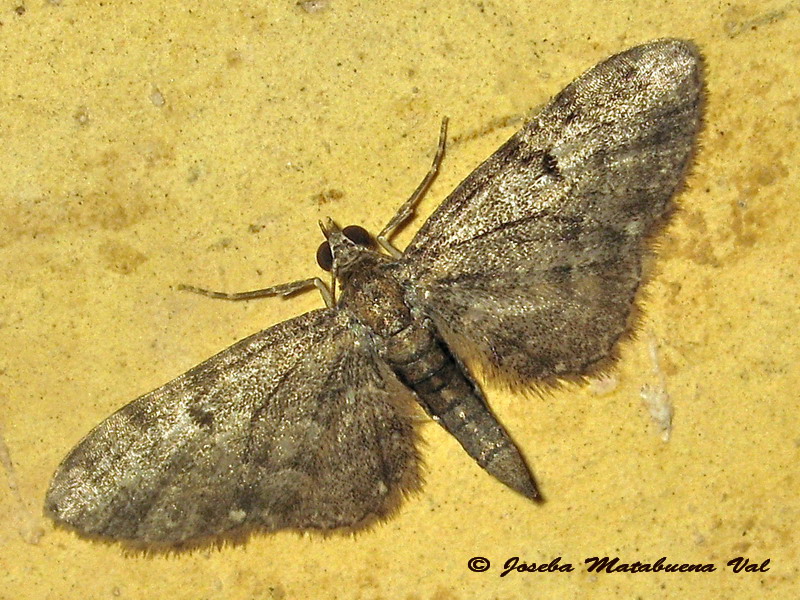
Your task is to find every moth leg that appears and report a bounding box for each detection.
[377,117,448,258]
[178,276,335,308]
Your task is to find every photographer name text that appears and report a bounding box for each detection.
[466,556,770,576]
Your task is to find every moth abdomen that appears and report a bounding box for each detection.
[382,322,539,499]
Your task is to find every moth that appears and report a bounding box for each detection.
[45,39,702,545]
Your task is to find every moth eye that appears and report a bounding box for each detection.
[316,225,374,271]
[316,242,333,271]
[342,225,373,248]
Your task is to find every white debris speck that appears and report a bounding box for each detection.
[150,86,166,107]
[589,374,618,396]
[297,0,329,13]
[640,332,673,441]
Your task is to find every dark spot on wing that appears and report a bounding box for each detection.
[188,407,214,430]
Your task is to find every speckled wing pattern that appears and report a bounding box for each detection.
[45,309,419,544]
[401,40,702,383]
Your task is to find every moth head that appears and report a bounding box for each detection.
[317,219,375,275]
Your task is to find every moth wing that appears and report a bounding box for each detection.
[400,39,702,383]
[45,308,419,545]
